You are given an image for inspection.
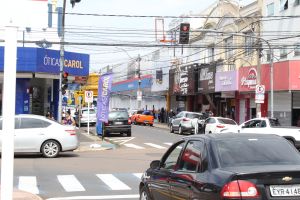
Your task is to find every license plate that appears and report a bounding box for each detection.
[114,122,123,125]
[270,184,300,197]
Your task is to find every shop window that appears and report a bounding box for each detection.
[245,32,255,56]
[280,48,288,59]
[295,43,300,56]
[280,0,288,11]
[267,3,275,16]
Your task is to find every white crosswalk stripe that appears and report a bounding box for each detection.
[57,175,85,192]
[96,174,131,190]
[18,176,39,194]
[124,143,145,149]
[144,143,167,149]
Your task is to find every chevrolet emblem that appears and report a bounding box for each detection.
[282,176,293,182]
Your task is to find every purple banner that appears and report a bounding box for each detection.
[97,73,113,123]
[215,70,238,92]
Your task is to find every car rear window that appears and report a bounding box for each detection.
[215,137,300,167]
[269,118,281,127]
[186,113,203,119]
[142,111,152,115]
[109,111,129,119]
[82,109,96,114]
[218,118,237,125]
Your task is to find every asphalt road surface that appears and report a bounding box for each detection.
[1,124,185,200]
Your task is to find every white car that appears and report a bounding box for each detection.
[0,114,79,158]
[238,117,300,148]
[75,108,97,126]
[204,117,238,134]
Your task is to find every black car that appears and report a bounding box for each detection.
[104,110,131,137]
[139,133,300,200]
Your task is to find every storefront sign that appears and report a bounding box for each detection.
[215,71,238,92]
[37,48,89,76]
[112,75,152,92]
[241,67,257,89]
[198,64,215,93]
[171,64,197,95]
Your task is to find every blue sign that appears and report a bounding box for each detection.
[0,47,89,76]
[112,76,152,92]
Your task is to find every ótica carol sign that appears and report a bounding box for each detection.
[97,73,113,123]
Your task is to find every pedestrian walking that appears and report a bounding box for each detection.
[63,111,76,126]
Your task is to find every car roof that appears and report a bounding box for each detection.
[183,133,281,142]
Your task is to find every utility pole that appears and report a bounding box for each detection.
[137,54,142,110]
[256,1,262,118]
[58,0,66,123]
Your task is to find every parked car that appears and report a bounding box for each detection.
[203,117,238,134]
[104,110,132,136]
[139,133,300,200]
[75,107,97,126]
[131,110,154,126]
[237,117,300,148]
[0,114,79,158]
[170,111,206,134]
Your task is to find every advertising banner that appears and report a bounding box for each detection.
[97,73,113,123]
[198,64,216,93]
[215,70,238,92]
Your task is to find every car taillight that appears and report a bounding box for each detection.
[216,124,225,128]
[183,118,190,122]
[221,180,260,199]
[65,129,76,136]
[128,118,131,124]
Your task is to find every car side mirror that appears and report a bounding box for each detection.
[150,160,160,169]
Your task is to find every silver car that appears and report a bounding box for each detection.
[75,108,97,126]
[170,111,206,134]
[0,114,79,158]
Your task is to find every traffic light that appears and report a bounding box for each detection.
[70,0,81,7]
[179,23,190,44]
[62,72,69,95]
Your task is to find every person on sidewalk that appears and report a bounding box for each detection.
[63,111,76,126]
[191,118,199,134]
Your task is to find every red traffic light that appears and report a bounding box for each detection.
[63,72,69,78]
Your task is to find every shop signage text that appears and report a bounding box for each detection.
[43,56,84,69]
[241,68,257,89]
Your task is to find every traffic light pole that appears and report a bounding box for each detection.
[58,0,66,123]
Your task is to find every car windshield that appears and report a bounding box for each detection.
[215,137,300,168]
[186,113,203,119]
[142,111,152,115]
[109,111,128,119]
[82,109,96,114]
[269,118,281,127]
[218,118,237,125]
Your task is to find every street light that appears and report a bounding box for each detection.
[198,29,274,118]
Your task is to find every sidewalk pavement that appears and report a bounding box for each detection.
[153,122,169,130]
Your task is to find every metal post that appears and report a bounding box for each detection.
[270,47,274,118]
[58,0,66,123]
[256,10,262,118]
[87,102,90,134]
[137,54,142,110]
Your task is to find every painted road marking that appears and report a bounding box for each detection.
[57,175,85,192]
[96,174,131,190]
[144,143,167,149]
[46,194,139,200]
[124,143,145,149]
[164,143,173,146]
[18,176,39,194]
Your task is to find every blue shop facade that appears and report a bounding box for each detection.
[0,47,89,119]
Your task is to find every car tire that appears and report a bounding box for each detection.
[41,140,60,158]
[140,186,150,200]
[150,124,153,127]
[127,131,132,137]
[178,126,183,135]
[170,124,174,133]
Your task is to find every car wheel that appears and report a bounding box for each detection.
[170,124,174,133]
[140,186,150,200]
[41,140,60,158]
[127,131,132,137]
[178,126,183,135]
[150,124,153,127]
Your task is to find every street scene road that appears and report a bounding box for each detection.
[2,125,180,200]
